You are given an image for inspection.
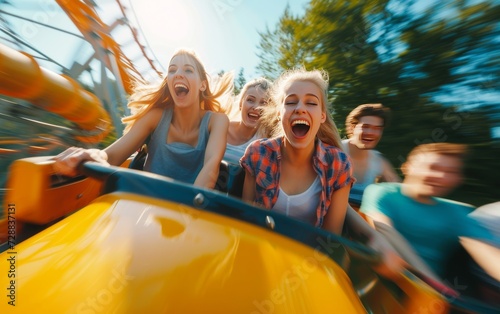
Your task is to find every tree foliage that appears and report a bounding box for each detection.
[256,0,500,205]
[234,68,247,95]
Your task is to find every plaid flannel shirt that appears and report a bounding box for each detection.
[240,137,353,227]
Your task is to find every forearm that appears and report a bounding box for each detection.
[460,237,500,281]
[104,139,138,166]
[344,200,442,282]
[323,186,350,235]
[241,170,257,205]
[344,205,375,242]
[193,158,221,189]
[344,205,405,279]
[197,113,228,189]
[374,221,442,283]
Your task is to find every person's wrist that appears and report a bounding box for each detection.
[99,150,108,161]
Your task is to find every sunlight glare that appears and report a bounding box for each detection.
[131,1,199,51]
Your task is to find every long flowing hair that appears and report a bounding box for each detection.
[121,48,233,133]
[261,68,342,148]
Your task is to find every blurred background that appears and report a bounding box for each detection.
[253,0,500,206]
[0,0,498,209]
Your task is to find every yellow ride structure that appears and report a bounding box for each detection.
[0,157,448,313]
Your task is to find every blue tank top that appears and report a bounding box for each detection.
[144,107,212,184]
[223,135,258,164]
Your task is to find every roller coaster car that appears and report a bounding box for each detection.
[0,157,496,313]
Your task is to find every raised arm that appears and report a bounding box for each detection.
[194,112,229,189]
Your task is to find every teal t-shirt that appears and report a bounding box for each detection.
[360,183,494,277]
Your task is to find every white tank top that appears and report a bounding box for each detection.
[273,176,321,225]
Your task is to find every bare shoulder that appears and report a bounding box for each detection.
[209,112,229,128]
[144,107,164,121]
[141,107,164,130]
[210,111,229,121]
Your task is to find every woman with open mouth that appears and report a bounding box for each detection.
[240,68,354,235]
[53,48,232,189]
[224,77,272,163]
[240,68,407,278]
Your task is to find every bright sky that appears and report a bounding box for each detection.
[128,0,310,79]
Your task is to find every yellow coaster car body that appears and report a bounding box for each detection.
[0,158,454,313]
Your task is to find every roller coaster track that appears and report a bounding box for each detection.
[0,0,162,144]
[0,0,164,202]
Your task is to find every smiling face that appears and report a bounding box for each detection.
[240,86,268,128]
[280,80,326,149]
[350,115,384,150]
[404,152,464,198]
[167,54,207,108]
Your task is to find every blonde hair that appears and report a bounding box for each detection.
[230,77,273,137]
[237,77,271,108]
[122,48,233,133]
[261,68,342,148]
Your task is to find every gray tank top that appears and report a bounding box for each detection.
[144,107,212,184]
[342,139,383,204]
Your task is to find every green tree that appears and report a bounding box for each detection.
[257,5,310,80]
[234,68,247,95]
[256,0,500,205]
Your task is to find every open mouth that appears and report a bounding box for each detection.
[291,119,310,137]
[425,181,442,186]
[248,112,260,121]
[174,83,189,97]
[423,180,446,190]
